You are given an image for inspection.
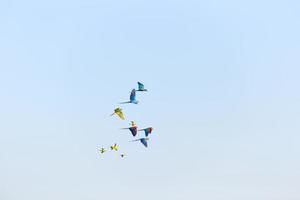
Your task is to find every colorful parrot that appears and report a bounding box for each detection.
[131,137,149,148]
[110,143,118,151]
[121,121,138,137]
[138,127,153,137]
[99,148,106,154]
[136,82,148,92]
[110,107,125,120]
[120,89,139,104]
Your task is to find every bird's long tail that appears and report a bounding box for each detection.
[110,113,115,116]
[119,101,130,104]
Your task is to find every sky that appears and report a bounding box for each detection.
[0,0,300,199]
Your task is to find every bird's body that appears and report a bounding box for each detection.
[139,127,153,137]
[120,154,126,158]
[120,89,139,104]
[131,137,149,148]
[110,143,118,151]
[136,82,148,92]
[110,107,125,120]
[99,148,106,154]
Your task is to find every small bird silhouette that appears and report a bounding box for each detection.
[120,89,139,104]
[110,107,125,120]
[120,154,126,158]
[98,148,106,154]
[136,82,148,92]
[131,137,149,148]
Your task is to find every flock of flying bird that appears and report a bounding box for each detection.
[98,82,154,158]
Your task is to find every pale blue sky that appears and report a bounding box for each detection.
[0,0,300,199]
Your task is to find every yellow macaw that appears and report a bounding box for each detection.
[110,107,125,120]
[110,143,118,151]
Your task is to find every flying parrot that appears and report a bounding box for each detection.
[98,148,106,154]
[120,154,126,158]
[110,143,118,151]
[137,82,148,92]
[120,89,139,104]
[110,107,125,120]
[131,137,149,148]
[121,121,138,137]
[138,127,153,137]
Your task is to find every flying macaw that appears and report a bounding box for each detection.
[137,82,148,92]
[99,148,106,154]
[110,107,125,120]
[120,89,139,104]
[131,137,149,148]
[121,121,138,137]
[110,143,118,151]
[138,127,153,137]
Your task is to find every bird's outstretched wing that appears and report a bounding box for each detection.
[145,128,153,137]
[129,127,138,136]
[140,138,148,147]
[138,82,144,90]
[130,89,136,101]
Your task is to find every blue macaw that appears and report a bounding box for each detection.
[137,82,148,92]
[120,89,139,104]
[138,127,153,137]
[131,137,149,148]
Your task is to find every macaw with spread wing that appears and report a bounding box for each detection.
[131,137,149,148]
[110,107,125,120]
[120,89,139,104]
[137,82,148,92]
[121,121,138,137]
[138,127,153,137]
